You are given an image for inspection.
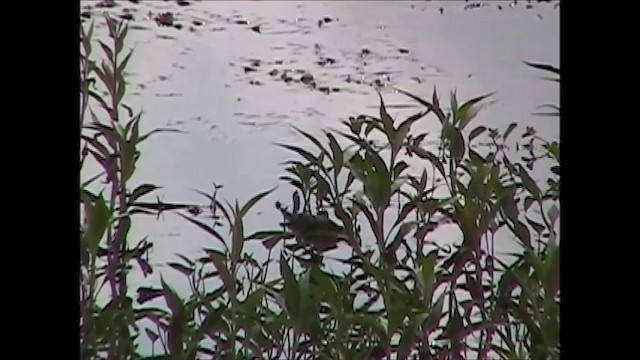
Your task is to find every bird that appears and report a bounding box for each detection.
[276,201,350,253]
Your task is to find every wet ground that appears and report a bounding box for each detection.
[81,0,559,349]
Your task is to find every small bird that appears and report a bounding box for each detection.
[276,202,350,253]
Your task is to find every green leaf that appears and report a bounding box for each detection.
[424,293,445,331]
[468,149,486,166]
[209,249,235,297]
[418,250,438,303]
[457,92,496,130]
[139,128,184,143]
[357,314,390,345]
[444,305,463,341]
[543,240,560,297]
[394,87,447,123]
[98,40,114,62]
[387,222,416,253]
[378,91,396,140]
[447,125,466,165]
[280,255,300,320]
[518,165,541,200]
[410,146,446,179]
[277,143,319,164]
[160,276,186,356]
[397,311,430,359]
[450,90,458,115]
[82,191,111,256]
[393,161,409,179]
[231,201,244,272]
[326,132,344,175]
[117,49,134,76]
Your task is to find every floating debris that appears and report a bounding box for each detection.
[464,3,483,10]
[177,0,191,6]
[250,25,261,33]
[281,72,293,83]
[248,80,263,86]
[300,71,314,84]
[156,34,177,40]
[96,0,116,8]
[234,19,249,25]
[398,48,409,54]
[192,20,203,26]
[243,66,258,73]
[268,69,279,76]
[155,12,174,27]
[316,57,337,66]
[120,13,134,21]
[174,23,183,30]
[81,11,91,19]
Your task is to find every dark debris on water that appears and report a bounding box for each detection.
[96,0,116,8]
[155,12,174,26]
[120,13,134,21]
[317,16,336,28]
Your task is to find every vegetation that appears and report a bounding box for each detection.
[80,16,560,360]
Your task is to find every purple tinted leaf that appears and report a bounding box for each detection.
[145,328,159,343]
[513,220,532,247]
[525,216,545,234]
[523,196,535,212]
[137,287,163,304]
[167,262,194,277]
[393,201,416,229]
[129,184,161,203]
[503,122,518,140]
[394,87,446,123]
[469,125,487,141]
[176,213,227,252]
[449,126,466,164]
[411,146,446,178]
[518,165,541,200]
